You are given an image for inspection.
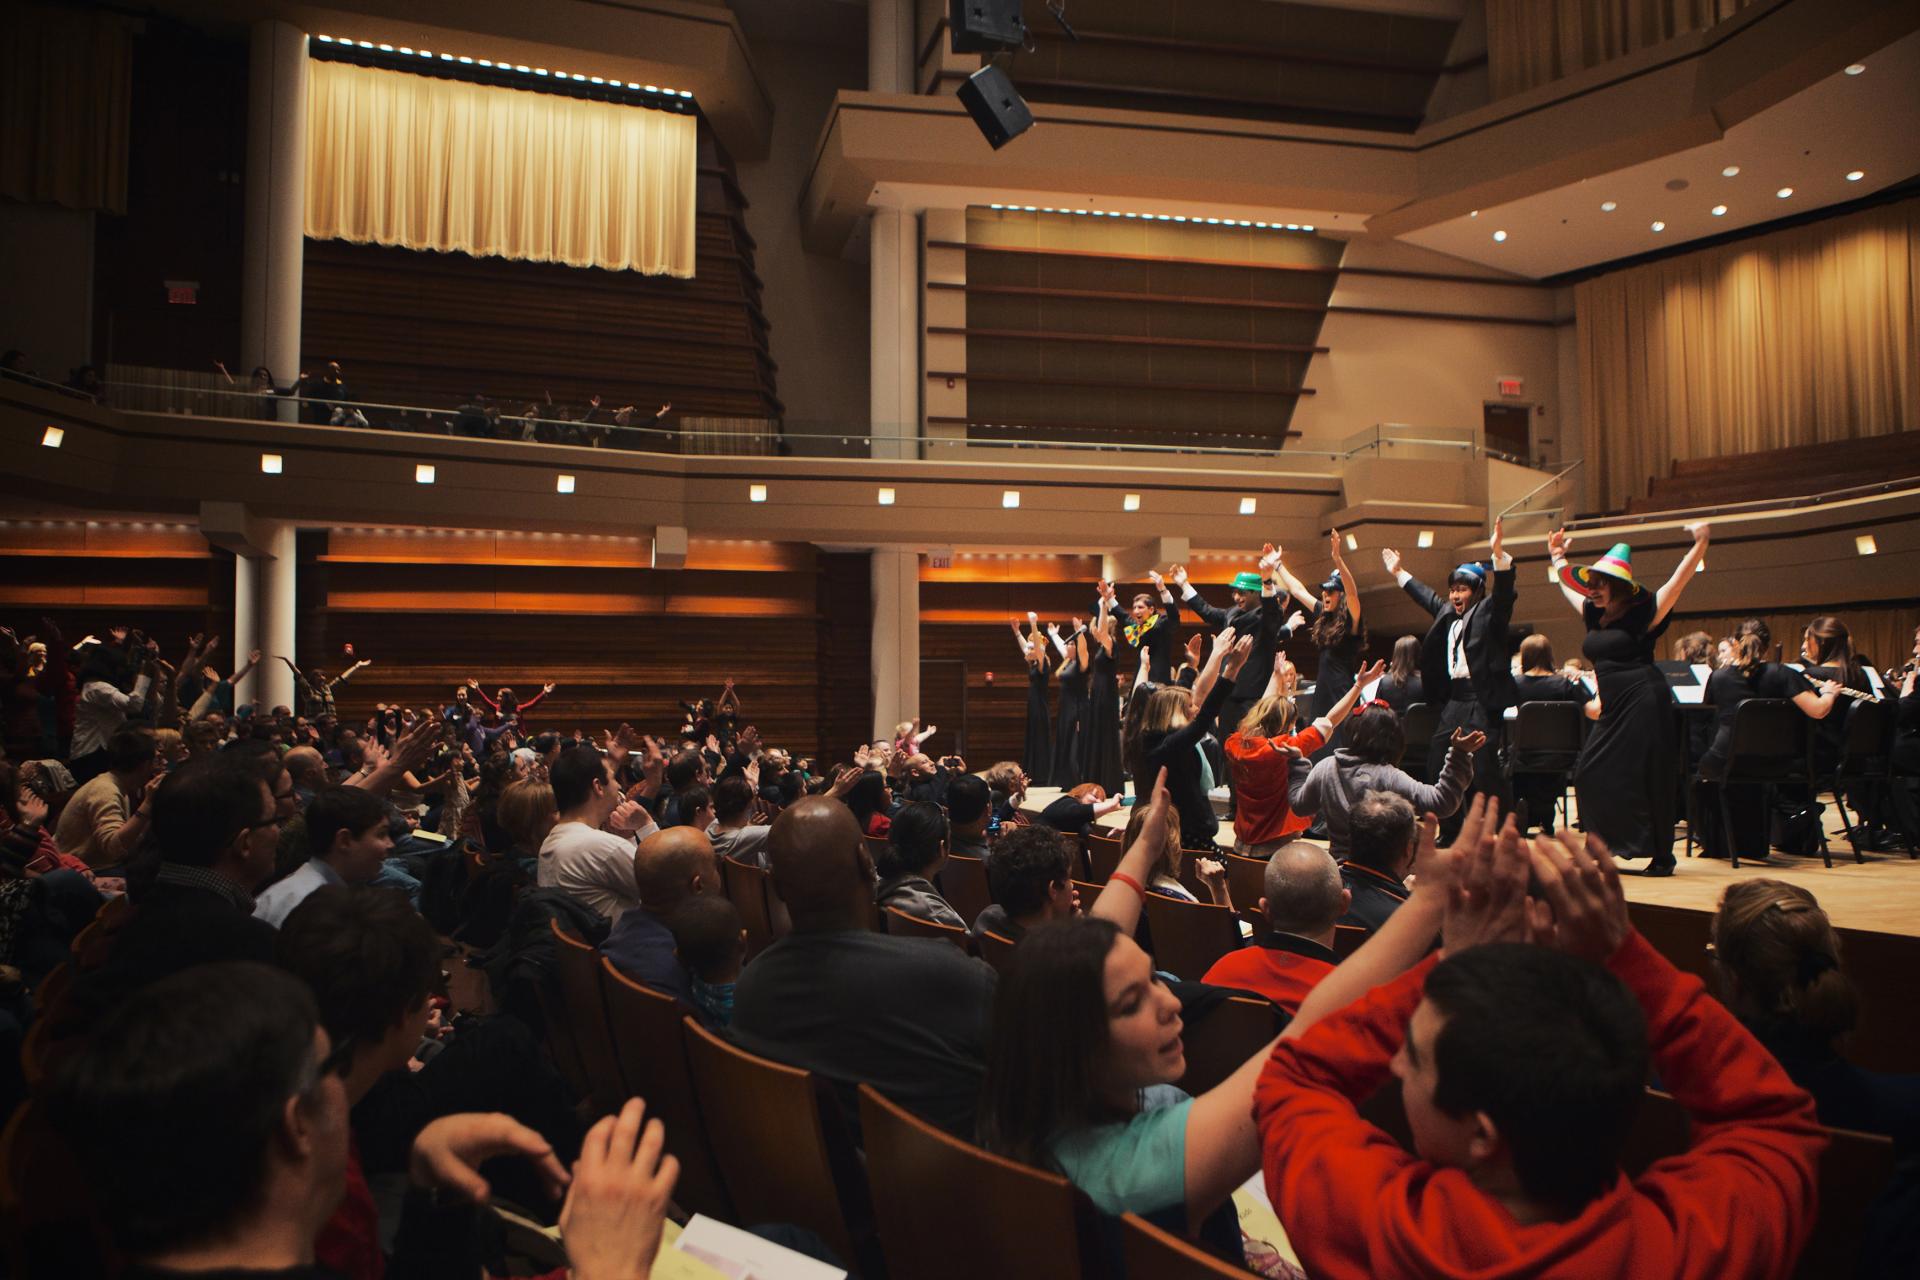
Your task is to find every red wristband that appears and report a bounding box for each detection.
[1110,872,1147,900]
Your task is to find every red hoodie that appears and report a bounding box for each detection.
[1254,932,1825,1280]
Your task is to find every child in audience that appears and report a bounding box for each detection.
[1289,704,1477,858]
[671,894,747,1029]
[1226,654,1385,855]
[1120,801,1231,911]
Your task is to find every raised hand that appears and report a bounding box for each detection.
[1380,547,1402,576]
[1147,570,1165,591]
[16,787,49,828]
[1685,520,1711,546]
[1451,726,1488,755]
[410,1112,569,1205]
[1219,633,1255,679]
[1526,830,1630,961]
[608,800,649,835]
[1355,658,1387,686]
[543,682,556,694]
[1284,609,1307,633]
[1547,527,1570,560]
[1441,802,1532,953]
[827,765,861,799]
[1170,564,1189,588]
[1489,515,1505,561]
[559,1098,678,1280]
[1133,767,1172,857]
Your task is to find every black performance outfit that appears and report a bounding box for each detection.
[1401,563,1516,839]
[1052,634,1088,786]
[1142,678,1235,851]
[1574,591,1677,869]
[1083,638,1125,797]
[1307,604,1365,759]
[1023,658,1053,787]
[1372,671,1425,716]
[1693,661,1813,860]
[1180,585,1293,735]
[1508,671,1589,836]
[1126,597,1181,685]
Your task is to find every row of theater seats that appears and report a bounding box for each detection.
[1628,430,1920,514]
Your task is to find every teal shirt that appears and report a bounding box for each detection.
[1046,1083,1192,1216]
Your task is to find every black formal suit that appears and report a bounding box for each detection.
[1401,564,1516,832]
[1180,587,1295,726]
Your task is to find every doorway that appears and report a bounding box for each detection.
[1483,403,1531,462]
[918,659,970,759]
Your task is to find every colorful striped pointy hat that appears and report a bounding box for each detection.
[1561,542,1642,594]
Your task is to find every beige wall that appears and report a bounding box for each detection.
[1290,239,1568,467]
[0,202,93,382]
[733,37,869,433]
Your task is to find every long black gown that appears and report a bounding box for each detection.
[1052,637,1089,786]
[1308,604,1364,760]
[1083,640,1125,797]
[1573,591,1677,868]
[1023,659,1053,787]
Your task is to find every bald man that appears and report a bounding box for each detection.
[730,797,997,1139]
[600,826,722,1016]
[1200,844,1350,1015]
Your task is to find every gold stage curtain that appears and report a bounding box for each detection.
[0,3,131,213]
[1576,198,1920,510]
[305,58,696,277]
[1486,0,1755,99]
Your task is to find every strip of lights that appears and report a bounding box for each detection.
[313,34,695,100]
[988,203,1315,233]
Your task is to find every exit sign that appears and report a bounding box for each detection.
[1497,377,1524,397]
[929,547,954,570]
[165,279,199,305]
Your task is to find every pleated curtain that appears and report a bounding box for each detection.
[1576,198,1920,509]
[1486,0,1758,100]
[305,58,696,277]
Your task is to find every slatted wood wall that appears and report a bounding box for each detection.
[300,124,778,423]
[0,522,225,655]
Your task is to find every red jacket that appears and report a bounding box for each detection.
[1201,934,1336,1015]
[1225,723,1325,846]
[1254,933,1824,1280]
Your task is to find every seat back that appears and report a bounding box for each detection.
[1140,893,1242,981]
[883,906,971,951]
[548,919,625,1115]
[1794,1124,1899,1280]
[1177,996,1279,1096]
[0,1100,110,1278]
[1332,924,1369,959]
[723,857,778,960]
[940,853,993,927]
[976,929,1019,975]
[1510,701,1584,763]
[860,1083,1095,1280]
[1837,698,1896,773]
[1723,699,1806,782]
[1399,703,1439,775]
[597,958,733,1220]
[1083,829,1124,883]
[682,1019,864,1267]
[1121,1212,1255,1278]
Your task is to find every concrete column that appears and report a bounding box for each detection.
[867,0,912,94]
[241,20,309,405]
[869,207,920,461]
[869,549,921,743]
[259,520,299,711]
[231,553,259,708]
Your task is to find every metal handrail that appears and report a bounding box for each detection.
[1565,472,1920,530]
[1496,458,1585,523]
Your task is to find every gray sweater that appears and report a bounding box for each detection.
[1288,747,1474,858]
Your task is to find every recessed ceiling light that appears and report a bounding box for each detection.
[1721,165,1740,178]
[1469,209,1479,217]
[556,474,575,493]
[415,464,435,484]
[1344,533,1358,551]
[1601,200,1618,212]
[41,426,63,448]
[1844,63,1865,75]
[260,453,283,474]
[877,487,896,506]
[1239,497,1257,515]
[1776,187,1794,199]
[1122,493,1141,511]
[1711,205,1727,216]
[1002,490,1021,509]
[1855,534,1877,555]
[1651,221,1666,232]
[1846,170,1865,182]
[1492,230,1507,242]
[1416,530,1434,548]
[749,484,767,502]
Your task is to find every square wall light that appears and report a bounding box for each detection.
[749,484,767,502]
[557,474,575,494]
[415,464,436,484]
[41,426,63,448]
[1003,490,1020,509]
[260,453,283,474]
[1416,530,1434,548]
[1239,497,1257,515]
[877,488,896,506]
[1123,493,1141,511]
[1856,534,1877,556]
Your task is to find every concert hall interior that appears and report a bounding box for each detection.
[2,1,1918,1277]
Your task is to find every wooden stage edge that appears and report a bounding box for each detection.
[1019,786,1920,940]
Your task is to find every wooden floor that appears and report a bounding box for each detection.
[1021,786,1920,940]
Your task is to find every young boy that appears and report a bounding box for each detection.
[670,894,747,1028]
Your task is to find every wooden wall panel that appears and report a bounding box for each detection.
[815,552,873,767]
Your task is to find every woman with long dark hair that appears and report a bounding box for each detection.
[1123,633,1251,853]
[1011,613,1053,787]
[1373,635,1424,715]
[1546,522,1710,875]
[1275,531,1366,759]
[1082,588,1126,797]
[1049,619,1089,786]
[1799,615,1871,777]
[843,770,894,838]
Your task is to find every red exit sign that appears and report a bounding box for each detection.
[1497,377,1524,397]
[164,279,199,305]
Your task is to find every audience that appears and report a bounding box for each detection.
[730,797,995,1138]
[601,826,722,1015]
[944,771,993,857]
[1336,790,1420,933]
[1201,844,1348,1012]
[876,800,966,928]
[973,824,1079,942]
[706,773,771,868]
[1120,800,1231,910]
[1224,655,1383,856]
[537,744,658,922]
[1290,703,1474,858]
[51,724,158,867]
[254,785,396,927]
[669,894,748,1029]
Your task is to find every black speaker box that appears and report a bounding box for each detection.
[956,64,1034,150]
[949,0,1026,53]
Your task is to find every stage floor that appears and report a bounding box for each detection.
[1019,785,1920,940]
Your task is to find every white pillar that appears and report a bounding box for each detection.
[867,0,912,93]
[259,520,299,711]
[869,207,920,461]
[241,20,308,401]
[870,549,921,743]
[231,553,259,708]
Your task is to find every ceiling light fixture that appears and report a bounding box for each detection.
[1345,533,1359,551]
[41,426,63,448]
[260,453,283,474]
[1721,165,1740,177]
[982,202,1317,233]
[1846,170,1865,182]
[1492,230,1507,242]
[1844,63,1865,75]
[749,484,767,502]
[1123,493,1141,511]
[1776,187,1794,199]
[1002,490,1021,509]
[1855,534,1877,555]
[1711,204,1728,216]
[877,487,896,506]
[415,464,435,484]
[1600,201,1617,212]
[556,474,575,493]
[1239,497,1257,515]
[1416,530,1434,548]
[1651,221,1666,232]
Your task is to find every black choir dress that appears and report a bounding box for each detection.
[1573,592,1677,869]
[1052,637,1089,786]
[1023,659,1054,787]
[1308,604,1365,759]
[1694,661,1813,859]
[1083,640,1125,797]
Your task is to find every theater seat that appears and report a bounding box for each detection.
[1177,996,1279,1096]
[1121,1211,1254,1278]
[548,920,625,1116]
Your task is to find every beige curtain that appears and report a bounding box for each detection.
[1486,0,1757,99]
[0,3,131,213]
[305,59,696,277]
[1576,198,1920,510]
